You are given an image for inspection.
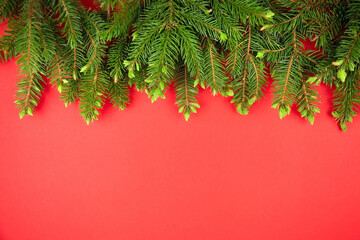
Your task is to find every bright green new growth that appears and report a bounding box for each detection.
[0,0,359,130]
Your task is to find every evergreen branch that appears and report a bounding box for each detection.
[47,36,73,101]
[60,78,81,107]
[232,19,255,115]
[34,24,45,52]
[79,68,108,124]
[296,71,320,125]
[175,64,200,121]
[80,11,107,74]
[203,38,229,96]
[14,0,46,117]
[81,24,98,72]
[129,68,149,92]
[249,55,261,99]
[332,67,360,131]
[0,0,8,14]
[145,28,178,101]
[261,11,303,31]
[59,0,77,47]
[107,77,130,110]
[296,52,320,124]
[25,2,32,67]
[125,22,163,76]
[226,0,274,23]
[280,47,294,104]
[180,10,225,41]
[177,25,203,79]
[213,3,239,35]
[59,0,75,41]
[0,0,19,20]
[15,72,45,118]
[270,28,300,119]
[344,33,360,63]
[241,21,252,103]
[102,0,141,40]
[108,37,128,83]
[0,31,16,61]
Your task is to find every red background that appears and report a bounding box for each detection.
[1,2,360,239]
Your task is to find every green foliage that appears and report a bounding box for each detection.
[108,37,128,83]
[80,11,107,74]
[99,0,143,41]
[13,0,46,118]
[332,67,360,131]
[50,0,83,48]
[258,0,325,122]
[296,76,320,125]
[0,0,20,21]
[107,78,130,110]
[174,64,200,121]
[202,38,230,97]
[124,0,217,102]
[79,68,108,125]
[312,0,360,130]
[0,0,360,130]
[227,19,267,115]
[0,19,19,61]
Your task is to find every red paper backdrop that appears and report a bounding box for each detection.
[1,2,360,240]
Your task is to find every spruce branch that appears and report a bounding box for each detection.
[230,18,267,115]
[332,67,360,131]
[79,68,108,124]
[174,64,200,121]
[0,19,19,61]
[0,0,20,21]
[144,28,179,102]
[107,76,130,111]
[202,37,230,96]
[296,74,320,125]
[270,28,301,119]
[14,0,47,118]
[100,0,142,41]
[51,0,84,79]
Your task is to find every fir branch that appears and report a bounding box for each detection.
[177,25,203,80]
[332,67,360,131]
[174,64,200,121]
[202,38,229,96]
[270,28,300,119]
[144,28,179,101]
[79,68,108,124]
[101,0,141,40]
[231,18,266,115]
[14,0,46,118]
[107,76,130,111]
[108,37,128,83]
[60,78,81,107]
[296,73,320,125]
[56,0,83,47]
[0,20,19,61]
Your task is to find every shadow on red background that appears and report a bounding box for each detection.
[1,1,360,240]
